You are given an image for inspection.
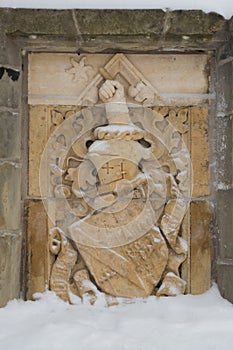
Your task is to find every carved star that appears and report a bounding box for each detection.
[66,56,93,83]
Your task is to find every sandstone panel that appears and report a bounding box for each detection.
[27,200,48,299]
[0,232,21,307]
[28,53,209,106]
[0,162,21,230]
[191,107,209,197]
[190,201,212,294]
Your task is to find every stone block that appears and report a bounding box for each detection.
[27,200,48,299]
[1,9,76,36]
[181,208,191,292]
[0,162,21,230]
[28,53,209,105]
[74,10,165,36]
[216,115,233,188]
[229,16,233,32]
[0,232,21,307]
[217,189,233,260]
[29,105,49,197]
[0,9,226,39]
[165,10,225,36]
[217,264,233,303]
[191,107,210,197]
[0,111,21,159]
[217,59,233,114]
[0,11,21,67]
[0,45,21,70]
[0,68,20,108]
[190,201,212,294]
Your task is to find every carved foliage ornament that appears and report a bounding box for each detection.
[40,54,192,304]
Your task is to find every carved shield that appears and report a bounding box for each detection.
[70,200,169,298]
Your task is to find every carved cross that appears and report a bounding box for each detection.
[102,162,114,174]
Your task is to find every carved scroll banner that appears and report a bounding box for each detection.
[27,53,211,304]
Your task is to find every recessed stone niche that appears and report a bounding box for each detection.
[26,52,212,304]
[0,9,232,307]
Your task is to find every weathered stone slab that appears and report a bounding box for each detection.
[191,107,209,197]
[216,48,233,305]
[28,106,49,197]
[0,9,225,38]
[216,115,233,188]
[75,9,166,36]
[27,200,48,299]
[0,72,19,108]
[190,201,212,294]
[1,9,76,36]
[74,10,225,37]
[29,105,81,197]
[0,111,21,159]
[217,189,233,260]
[229,16,233,32]
[0,162,21,230]
[28,53,209,106]
[165,10,225,35]
[181,208,191,293]
[217,264,233,303]
[0,232,21,307]
[217,59,233,115]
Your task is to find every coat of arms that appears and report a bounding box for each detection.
[40,54,191,304]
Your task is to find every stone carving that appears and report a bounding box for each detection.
[28,52,209,106]
[49,227,77,303]
[66,56,93,83]
[44,77,190,304]
[73,53,164,106]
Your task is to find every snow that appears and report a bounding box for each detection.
[0,0,233,19]
[0,285,233,350]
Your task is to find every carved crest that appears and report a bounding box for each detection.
[67,53,165,106]
[40,54,191,304]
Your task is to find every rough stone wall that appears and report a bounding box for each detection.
[0,8,232,306]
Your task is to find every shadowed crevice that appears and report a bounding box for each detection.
[0,66,20,81]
